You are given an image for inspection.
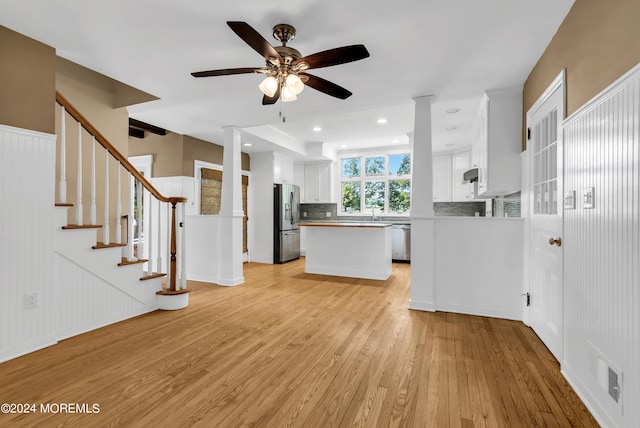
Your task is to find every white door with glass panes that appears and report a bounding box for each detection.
[339,154,411,215]
[527,73,564,362]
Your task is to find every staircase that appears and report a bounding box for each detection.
[54,92,189,315]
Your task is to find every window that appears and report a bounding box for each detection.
[340,153,411,215]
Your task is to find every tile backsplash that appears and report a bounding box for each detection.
[300,203,337,220]
[434,202,486,217]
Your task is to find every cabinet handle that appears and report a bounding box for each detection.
[548,237,562,246]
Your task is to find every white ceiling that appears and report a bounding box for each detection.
[0,0,575,158]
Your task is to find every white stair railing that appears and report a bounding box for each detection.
[55,91,187,292]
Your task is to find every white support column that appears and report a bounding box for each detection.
[409,95,436,312]
[75,123,83,225]
[103,148,110,245]
[218,125,245,286]
[59,106,67,203]
[90,137,96,225]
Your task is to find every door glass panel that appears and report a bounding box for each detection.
[532,109,559,216]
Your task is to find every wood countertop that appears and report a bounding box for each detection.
[299,222,393,228]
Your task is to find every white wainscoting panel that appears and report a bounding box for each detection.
[0,125,58,362]
[433,218,524,320]
[562,64,640,428]
[185,215,221,283]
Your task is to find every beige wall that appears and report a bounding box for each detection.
[0,26,55,134]
[523,0,640,150]
[129,133,250,177]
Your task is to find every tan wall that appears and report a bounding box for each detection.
[0,26,55,134]
[523,0,640,149]
[129,131,184,177]
[129,133,251,178]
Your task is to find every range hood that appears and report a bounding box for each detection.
[463,167,478,183]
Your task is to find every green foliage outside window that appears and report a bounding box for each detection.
[365,156,385,176]
[341,158,360,178]
[342,181,361,212]
[365,181,385,212]
[389,180,411,213]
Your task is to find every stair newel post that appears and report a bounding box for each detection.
[180,202,186,290]
[169,200,178,292]
[75,122,83,225]
[115,161,122,244]
[103,148,110,245]
[156,198,162,274]
[59,106,67,203]
[89,136,96,225]
[127,173,135,261]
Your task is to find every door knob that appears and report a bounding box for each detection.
[548,237,562,246]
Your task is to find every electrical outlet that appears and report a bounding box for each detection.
[25,292,38,309]
[325,212,331,217]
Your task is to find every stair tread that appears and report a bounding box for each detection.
[140,272,166,281]
[93,242,127,249]
[63,224,103,229]
[156,288,191,296]
[118,258,148,266]
[55,203,74,207]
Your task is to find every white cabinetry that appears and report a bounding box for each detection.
[452,151,475,201]
[433,155,452,202]
[273,154,294,184]
[472,88,522,197]
[302,163,332,202]
[433,150,475,202]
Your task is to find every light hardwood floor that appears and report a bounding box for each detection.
[0,259,597,427]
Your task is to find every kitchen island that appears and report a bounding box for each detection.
[299,222,393,280]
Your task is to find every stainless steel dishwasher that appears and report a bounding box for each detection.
[391,224,411,262]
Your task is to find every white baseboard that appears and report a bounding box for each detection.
[408,299,436,312]
[0,336,59,364]
[561,364,615,428]
[217,276,245,286]
[435,302,522,321]
[305,264,391,281]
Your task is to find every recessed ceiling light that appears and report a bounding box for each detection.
[392,139,400,143]
[446,126,458,131]
[340,144,348,148]
[377,118,387,124]
[243,143,252,147]
[312,126,322,132]
[446,108,460,114]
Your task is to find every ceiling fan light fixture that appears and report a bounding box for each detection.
[259,76,279,97]
[285,73,304,95]
[281,85,297,102]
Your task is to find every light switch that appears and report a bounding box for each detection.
[564,190,575,210]
[583,187,595,209]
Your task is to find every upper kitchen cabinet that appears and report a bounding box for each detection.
[273,153,295,184]
[302,162,332,203]
[472,87,522,197]
[433,150,475,202]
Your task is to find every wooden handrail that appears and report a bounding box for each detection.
[56,90,187,293]
[55,91,186,205]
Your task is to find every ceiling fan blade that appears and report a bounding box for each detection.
[297,45,370,69]
[262,85,281,105]
[227,21,283,64]
[191,67,260,78]
[302,73,352,99]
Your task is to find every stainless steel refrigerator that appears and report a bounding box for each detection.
[274,183,301,264]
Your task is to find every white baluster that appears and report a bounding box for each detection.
[75,123,83,225]
[59,106,67,203]
[166,203,171,281]
[137,179,144,263]
[127,174,135,261]
[180,202,186,290]
[115,161,122,244]
[147,195,154,276]
[103,149,110,245]
[90,137,96,225]
[157,198,162,274]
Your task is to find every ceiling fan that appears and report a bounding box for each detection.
[191,21,370,105]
